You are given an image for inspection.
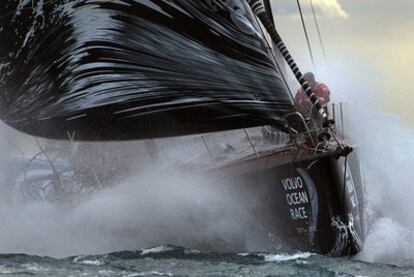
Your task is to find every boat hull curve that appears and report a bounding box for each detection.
[210,149,365,256]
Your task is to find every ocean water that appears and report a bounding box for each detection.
[1,246,414,277]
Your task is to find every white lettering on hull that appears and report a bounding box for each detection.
[281,175,311,221]
[281,176,304,191]
[286,191,309,205]
[290,207,308,220]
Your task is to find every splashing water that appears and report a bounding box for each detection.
[317,55,414,266]
[0,157,262,258]
[353,107,414,266]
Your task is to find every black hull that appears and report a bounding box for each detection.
[211,149,365,256]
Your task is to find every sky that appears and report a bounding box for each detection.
[271,0,414,124]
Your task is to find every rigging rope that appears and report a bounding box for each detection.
[309,0,328,63]
[247,0,328,120]
[296,0,315,67]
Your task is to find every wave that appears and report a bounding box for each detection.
[0,245,312,265]
[1,245,413,276]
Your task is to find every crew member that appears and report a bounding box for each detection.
[294,72,330,118]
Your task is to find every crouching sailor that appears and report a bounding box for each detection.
[294,72,331,120]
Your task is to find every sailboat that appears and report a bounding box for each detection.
[0,0,365,256]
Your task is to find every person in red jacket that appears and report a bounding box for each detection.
[294,72,330,118]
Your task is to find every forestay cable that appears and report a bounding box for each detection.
[309,0,328,63]
[296,0,315,67]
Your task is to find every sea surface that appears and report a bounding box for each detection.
[1,245,413,277]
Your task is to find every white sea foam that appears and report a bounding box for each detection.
[262,252,314,262]
[0,265,16,274]
[72,256,106,266]
[141,246,174,255]
[126,272,173,277]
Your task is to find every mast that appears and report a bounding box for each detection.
[248,0,328,121]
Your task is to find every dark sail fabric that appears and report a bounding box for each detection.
[0,0,294,140]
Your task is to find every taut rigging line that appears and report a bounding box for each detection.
[309,0,328,64]
[296,0,315,67]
